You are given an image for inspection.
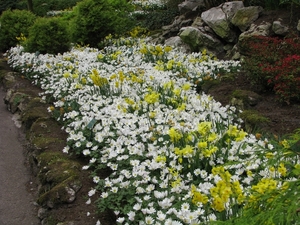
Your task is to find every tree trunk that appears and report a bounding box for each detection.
[27,0,33,12]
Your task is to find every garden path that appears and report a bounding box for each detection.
[0,87,39,225]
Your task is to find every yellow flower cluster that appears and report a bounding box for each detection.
[90,68,108,87]
[251,178,278,195]
[191,184,209,205]
[140,44,172,59]
[226,125,247,142]
[144,91,160,104]
[210,166,245,212]
[16,33,26,42]
[174,145,194,163]
[168,127,183,143]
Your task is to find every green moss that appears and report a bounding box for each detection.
[198,79,221,93]
[37,151,81,186]
[240,109,270,132]
[37,176,82,206]
[32,137,65,150]
[38,151,69,167]
[240,110,270,124]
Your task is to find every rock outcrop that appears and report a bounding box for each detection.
[155,1,298,59]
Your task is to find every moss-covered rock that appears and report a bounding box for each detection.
[21,97,50,129]
[37,151,82,208]
[240,109,270,132]
[231,89,262,109]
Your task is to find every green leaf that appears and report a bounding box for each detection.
[87,118,97,129]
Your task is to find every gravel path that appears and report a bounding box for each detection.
[0,87,39,225]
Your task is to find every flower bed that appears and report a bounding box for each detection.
[6,37,300,225]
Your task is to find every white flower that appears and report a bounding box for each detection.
[93,176,100,183]
[62,146,69,154]
[89,158,96,163]
[132,203,141,211]
[88,189,96,197]
[83,149,91,155]
[101,192,108,198]
[145,216,154,224]
[127,211,135,221]
[181,203,190,211]
[111,186,118,193]
[116,217,125,223]
[82,165,89,170]
[156,211,166,221]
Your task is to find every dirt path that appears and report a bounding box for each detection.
[0,87,39,225]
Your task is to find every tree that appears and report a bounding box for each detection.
[27,0,33,11]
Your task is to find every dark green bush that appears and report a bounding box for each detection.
[24,17,70,54]
[0,9,36,52]
[0,0,18,14]
[70,0,135,48]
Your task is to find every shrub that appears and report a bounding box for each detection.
[264,54,300,104]
[24,17,70,54]
[0,0,17,14]
[70,0,135,48]
[0,9,36,52]
[240,36,300,103]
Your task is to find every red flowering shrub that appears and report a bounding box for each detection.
[264,55,300,104]
[240,36,300,103]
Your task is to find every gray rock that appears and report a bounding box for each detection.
[272,20,289,35]
[180,26,224,55]
[164,36,191,53]
[239,21,272,43]
[178,0,206,14]
[231,6,264,32]
[222,1,244,21]
[201,2,244,42]
[201,7,230,39]
[191,16,204,28]
[38,207,48,220]
[65,187,76,203]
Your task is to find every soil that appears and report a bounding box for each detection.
[0,7,300,225]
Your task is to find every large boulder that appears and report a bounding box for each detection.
[178,0,206,15]
[179,26,224,55]
[231,6,264,32]
[201,1,244,42]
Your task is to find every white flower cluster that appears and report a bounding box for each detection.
[6,37,298,225]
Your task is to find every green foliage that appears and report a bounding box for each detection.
[0,9,36,52]
[24,17,70,54]
[210,129,300,225]
[280,0,300,6]
[244,0,282,9]
[70,0,135,48]
[0,0,18,14]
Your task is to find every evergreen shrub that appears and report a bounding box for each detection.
[0,9,36,52]
[24,17,70,54]
[70,0,135,48]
